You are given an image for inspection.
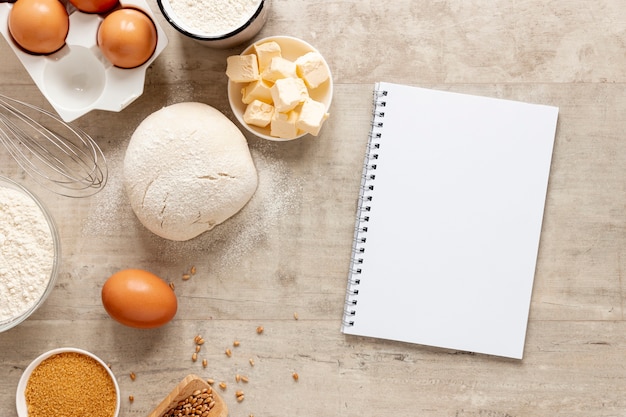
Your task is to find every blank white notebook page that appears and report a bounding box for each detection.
[342,82,559,359]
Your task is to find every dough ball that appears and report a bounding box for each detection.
[123,102,258,241]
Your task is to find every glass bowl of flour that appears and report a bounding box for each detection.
[156,0,270,48]
[0,176,60,333]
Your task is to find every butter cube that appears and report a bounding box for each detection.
[243,100,274,128]
[270,77,309,112]
[296,98,329,136]
[295,52,330,88]
[226,54,260,83]
[270,110,300,139]
[262,57,297,82]
[241,79,274,104]
[254,41,282,72]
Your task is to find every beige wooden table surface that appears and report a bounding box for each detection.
[1,1,625,416]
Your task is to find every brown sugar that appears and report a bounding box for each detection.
[25,351,117,417]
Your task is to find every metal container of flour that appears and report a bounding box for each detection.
[0,176,61,333]
[156,0,270,48]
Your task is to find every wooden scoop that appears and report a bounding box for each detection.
[147,374,228,417]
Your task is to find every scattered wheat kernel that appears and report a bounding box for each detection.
[197,338,205,345]
[194,334,202,343]
[191,266,197,275]
[129,395,134,402]
[235,390,244,397]
[292,372,299,381]
[169,282,175,290]
[235,374,241,382]
[294,312,299,320]
[241,375,249,383]
[192,352,198,362]
[225,348,232,357]
[202,359,207,368]
[256,326,264,334]
[233,340,240,347]
[219,382,227,390]
[249,358,255,366]
[130,372,136,381]
[236,392,245,402]
[195,345,201,353]
[182,274,191,280]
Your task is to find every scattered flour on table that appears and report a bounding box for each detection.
[82,139,302,268]
[80,145,137,237]
[0,186,54,322]
[169,0,262,36]
[203,140,304,267]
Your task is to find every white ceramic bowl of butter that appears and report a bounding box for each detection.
[227,36,333,141]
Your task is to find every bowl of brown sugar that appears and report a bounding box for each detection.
[16,347,120,417]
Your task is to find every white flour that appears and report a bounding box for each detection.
[169,0,262,36]
[0,186,55,322]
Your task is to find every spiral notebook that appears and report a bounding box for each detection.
[342,82,559,359]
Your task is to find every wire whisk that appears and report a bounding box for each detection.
[0,94,107,198]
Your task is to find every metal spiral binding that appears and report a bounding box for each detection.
[342,87,387,329]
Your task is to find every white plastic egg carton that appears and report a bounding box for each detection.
[0,0,168,122]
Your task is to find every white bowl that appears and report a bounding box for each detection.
[0,0,168,122]
[157,0,270,48]
[227,35,334,141]
[0,176,61,333]
[16,348,120,417]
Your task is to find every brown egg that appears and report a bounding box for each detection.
[68,0,119,14]
[101,269,177,329]
[97,8,158,69]
[8,0,69,55]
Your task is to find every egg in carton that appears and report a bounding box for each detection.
[0,0,168,122]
